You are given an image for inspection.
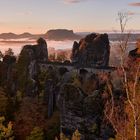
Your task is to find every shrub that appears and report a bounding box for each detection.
[26,127,45,140]
[0,116,14,140]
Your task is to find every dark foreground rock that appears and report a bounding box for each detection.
[57,84,115,140]
[0,55,17,96]
[17,38,48,95]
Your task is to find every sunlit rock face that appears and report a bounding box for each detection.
[71,33,110,67]
[137,39,140,48]
[129,39,140,59]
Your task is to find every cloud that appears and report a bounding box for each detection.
[129,2,140,6]
[63,0,88,4]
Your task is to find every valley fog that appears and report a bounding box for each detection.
[0,39,136,66]
[0,39,74,55]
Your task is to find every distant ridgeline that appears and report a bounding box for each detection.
[0,30,139,41]
[0,29,81,40]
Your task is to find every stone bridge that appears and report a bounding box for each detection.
[39,61,116,73]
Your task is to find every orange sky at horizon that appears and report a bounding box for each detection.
[0,0,140,34]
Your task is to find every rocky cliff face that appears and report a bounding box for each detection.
[0,55,17,96]
[20,38,48,63]
[17,38,48,95]
[71,33,110,67]
[57,83,115,140]
[56,71,117,140]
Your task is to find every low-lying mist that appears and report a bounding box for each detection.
[0,39,136,66]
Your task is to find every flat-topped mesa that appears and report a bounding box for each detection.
[71,33,110,67]
[45,29,81,41]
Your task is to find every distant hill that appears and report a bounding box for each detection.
[0,30,139,42]
[0,32,44,40]
[0,32,17,39]
[45,29,81,41]
[18,32,33,38]
[0,29,81,41]
[0,32,35,39]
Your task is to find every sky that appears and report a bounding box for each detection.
[0,0,140,34]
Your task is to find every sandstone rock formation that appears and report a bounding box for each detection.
[71,33,110,67]
[20,38,48,63]
[0,55,17,96]
[57,84,86,136]
[17,38,48,95]
[57,83,115,140]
